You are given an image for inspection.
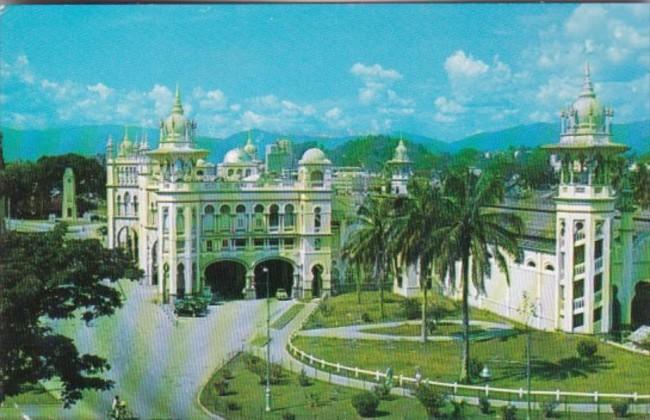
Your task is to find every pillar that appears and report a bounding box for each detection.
[184,205,192,294]
[244,269,256,299]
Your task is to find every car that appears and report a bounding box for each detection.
[275,288,290,300]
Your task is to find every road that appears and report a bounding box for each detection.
[19,281,292,419]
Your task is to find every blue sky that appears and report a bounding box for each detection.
[1,4,648,141]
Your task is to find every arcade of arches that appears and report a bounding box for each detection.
[632,281,650,328]
[205,261,247,300]
[254,260,294,299]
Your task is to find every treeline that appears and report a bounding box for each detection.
[0,154,105,219]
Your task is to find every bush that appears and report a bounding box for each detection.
[226,401,241,411]
[373,383,391,400]
[174,295,209,317]
[306,391,321,408]
[282,412,296,420]
[402,298,420,320]
[298,368,311,387]
[468,358,483,379]
[258,362,283,385]
[451,399,466,419]
[576,340,598,359]
[320,301,334,317]
[542,400,559,418]
[213,378,229,396]
[351,391,380,417]
[361,312,372,323]
[479,396,491,414]
[221,368,233,380]
[611,400,629,418]
[500,404,517,420]
[414,384,447,418]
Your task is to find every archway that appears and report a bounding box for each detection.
[311,264,324,298]
[254,259,294,299]
[205,260,247,300]
[117,227,138,261]
[632,282,650,328]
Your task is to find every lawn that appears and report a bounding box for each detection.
[304,290,516,330]
[362,322,484,337]
[292,330,650,397]
[2,383,60,406]
[271,303,305,330]
[198,353,432,419]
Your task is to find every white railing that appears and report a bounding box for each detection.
[285,335,649,402]
[574,263,585,276]
[595,257,603,271]
[573,297,585,311]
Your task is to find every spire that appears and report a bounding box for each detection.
[172,83,184,115]
[580,61,595,97]
[123,125,129,141]
[243,129,257,156]
[107,134,113,147]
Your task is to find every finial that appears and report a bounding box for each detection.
[581,61,594,97]
[172,83,184,114]
[107,134,113,147]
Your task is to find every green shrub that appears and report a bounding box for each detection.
[450,399,466,419]
[500,404,517,420]
[221,368,233,380]
[361,312,372,323]
[468,358,483,379]
[576,340,598,359]
[174,295,209,317]
[373,383,391,400]
[402,298,420,320]
[414,384,447,418]
[257,362,283,385]
[542,400,559,418]
[282,412,296,420]
[351,391,380,417]
[320,301,334,317]
[213,378,229,396]
[611,400,629,418]
[226,401,241,411]
[298,368,311,387]
[306,391,321,408]
[479,396,491,414]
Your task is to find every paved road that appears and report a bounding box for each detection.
[20,281,292,419]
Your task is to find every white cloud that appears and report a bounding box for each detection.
[241,110,266,128]
[444,50,489,78]
[350,63,402,81]
[147,84,174,117]
[324,107,342,120]
[194,87,227,110]
[87,82,114,100]
[434,96,466,114]
[433,112,456,123]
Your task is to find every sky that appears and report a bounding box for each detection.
[0,4,648,141]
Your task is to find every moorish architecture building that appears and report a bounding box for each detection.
[396,64,650,334]
[107,87,333,301]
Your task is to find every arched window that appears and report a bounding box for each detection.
[206,240,213,252]
[219,205,231,232]
[284,204,295,230]
[133,195,138,214]
[116,195,122,216]
[314,207,322,231]
[236,205,246,231]
[310,170,324,186]
[254,204,264,230]
[314,238,322,251]
[124,192,130,215]
[176,208,185,235]
[526,260,536,268]
[269,204,279,230]
[245,169,251,177]
[203,205,215,232]
[236,204,246,213]
[228,169,234,177]
[162,208,169,233]
[544,263,555,272]
[177,263,185,297]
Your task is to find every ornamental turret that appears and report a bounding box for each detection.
[387,138,412,195]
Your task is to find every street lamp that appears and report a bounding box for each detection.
[518,292,538,420]
[262,266,271,413]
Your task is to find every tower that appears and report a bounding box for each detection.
[62,167,77,220]
[543,63,627,334]
[386,138,412,195]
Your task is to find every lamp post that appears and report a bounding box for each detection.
[263,266,271,413]
[518,292,538,420]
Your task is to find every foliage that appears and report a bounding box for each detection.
[220,368,233,380]
[305,391,321,408]
[576,340,598,359]
[361,312,372,323]
[298,368,311,387]
[479,396,491,414]
[632,162,650,209]
[414,384,447,418]
[351,391,380,417]
[373,383,391,400]
[226,401,241,411]
[500,403,517,420]
[174,295,209,317]
[450,399,466,419]
[0,225,142,407]
[319,301,334,317]
[468,358,484,379]
[282,412,296,420]
[402,298,420,320]
[542,400,560,418]
[213,378,229,396]
[109,400,138,419]
[0,154,106,219]
[611,400,629,418]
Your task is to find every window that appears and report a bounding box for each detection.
[234,239,246,250]
[133,195,138,213]
[254,238,264,249]
[573,313,584,328]
[573,280,584,298]
[203,205,215,232]
[594,273,603,292]
[594,239,603,259]
[314,207,321,231]
[116,195,122,216]
[310,170,324,186]
[124,192,130,215]
[284,238,294,249]
[544,264,555,272]
[284,204,295,230]
[162,208,169,233]
[245,169,251,177]
[314,238,322,251]
[219,205,231,232]
[206,240,213,252]
[526,260,536,268]
[269,238,279,249]
[269,204,279,230]
[594,306,602,322]
[236,205,246,231]
[221,239,229,250]
[574,245,585,266]
[176,209,185,235]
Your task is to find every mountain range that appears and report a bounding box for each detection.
[2,120,648,163]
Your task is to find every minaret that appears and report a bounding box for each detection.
[543,64,628,334]
[386,137,412,195]
[243,130,257,159]
[62,168,77,220]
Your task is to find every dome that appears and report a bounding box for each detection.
[394,139,409,161]
[243,133,257,156]
[570,64,605,129]
[299,148,331,165]
[223,148,252,164]
[162,86,188,141]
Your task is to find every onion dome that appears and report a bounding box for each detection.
[223,148,252,164]
[162,85,188,142]
[394,139,410,162]
[570,63,605,131]
[299,148,331,165]
[243,131,257,156]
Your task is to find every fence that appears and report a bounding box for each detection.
[284,333,650,411]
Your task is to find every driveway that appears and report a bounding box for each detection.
[20,281,293,419]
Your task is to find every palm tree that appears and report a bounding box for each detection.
[434,168,523,383]
[343,194,397,319]
[391,178,450,342]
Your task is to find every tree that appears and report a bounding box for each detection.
[434,168,522,383]
[343,195,398,319]
[0,224,142,407]
[391,177,449,342]
[632,163,650,209]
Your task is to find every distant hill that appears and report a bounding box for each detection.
[2,120,648,162]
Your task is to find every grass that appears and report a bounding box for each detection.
[2,383,60,406]
[271,303,305,330]
[292,330,650,397]
[198,353,432,419]
[250,334,270,347]
[363,322,484,337]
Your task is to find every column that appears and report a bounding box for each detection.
[184,205,192,295]
[293,273,301,298]
[244,269,256,299]
[169,205,177,300]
